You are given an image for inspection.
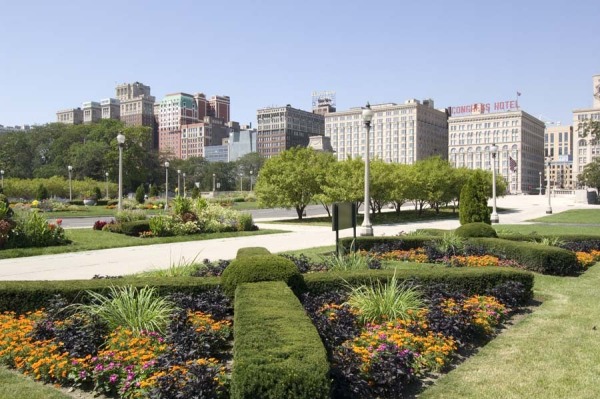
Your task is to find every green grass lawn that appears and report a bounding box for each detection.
[495,224,600,236]
[0,366,71,399]
[528,208,600,224]
[41,207,163,218]
[0,229,285,260]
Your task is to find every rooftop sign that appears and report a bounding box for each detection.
[450,100,519,116]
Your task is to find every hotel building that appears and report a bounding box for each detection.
[572,74,600,186]
[448,103,545,194]
[325,99,448,163]
[544,124,574,189]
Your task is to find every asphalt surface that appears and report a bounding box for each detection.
[0,195,597,281]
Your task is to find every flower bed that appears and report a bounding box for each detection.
[0,289,232,398]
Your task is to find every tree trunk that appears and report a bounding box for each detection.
[296,205,305,220]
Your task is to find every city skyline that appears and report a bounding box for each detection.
[1,1,599,128]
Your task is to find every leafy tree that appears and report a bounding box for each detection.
[578,158,600,192]
[370,160,395,215]
[580,119,600,141]
[459,170,491,225]
[135,184,146,204]
[255,147,335,220]
[318,157,364,209]
[389,163,412,214]
[35,183,49,201]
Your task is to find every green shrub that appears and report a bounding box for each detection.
[340,236,437,252]
[236,247,271,258]
[325,250,370,271]
[459,170,491,225]
[469,237,580,276]
[93,186,102,201]
[120,220,151,236]
[149,184,159,197]
[172,195,193,216]
[435,232,467,256]
[107,199,119,206]
[69,200,84,206]
[231,281,330,399]
[9,211,69,248]
[135,184,145,204]
[190,186,200,199]
[237,212,255,231]
[149,215,174,237]
[455,222,498,238]
[221,254,305,297]
[115,209,147,223]
[35,183,49,201]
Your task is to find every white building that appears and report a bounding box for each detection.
[572,74,600,186]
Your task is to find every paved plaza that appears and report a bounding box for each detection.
[0,195,596,281]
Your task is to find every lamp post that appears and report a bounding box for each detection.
[116,133,125,212]
[0,169,4,190]
[67,165,73,201]
[490,144,499,223]
[250,170,253,191]
[182,173,186,197]
[538,171,542,196]
[164,161,170,210]
[212,173,216,194]
[361,102,374,236]
[546,158,552,214]
[239,173,243,192]
[177,169,181,197]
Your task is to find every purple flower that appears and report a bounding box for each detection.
[79,370,87,379]
[94,364,104,372]
[109,374,118,384]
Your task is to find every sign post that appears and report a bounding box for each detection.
[332,202,357,255]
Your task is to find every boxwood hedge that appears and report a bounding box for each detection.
[340,236,436,252]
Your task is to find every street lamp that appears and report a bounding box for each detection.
[538,171,542,196]
[182,173,186,197]
[361,102,374,236]
[239,173,243,192]
[177,169,181,197]
[164,161,170,210]
[212,173,216,194]
[0,169,4,190]
[117,132,125,212]
[490,144,499,223]
[105,172,109,199]
[67,165,73,202]
[250,170,253,191]
[546,158,552,214]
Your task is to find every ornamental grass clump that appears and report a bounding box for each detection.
[346,274,425,324]
[74,285,175,335]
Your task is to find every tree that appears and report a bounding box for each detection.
[580,119,600,141]
[389,163,412,214]
[319,157,364,207]
[255,147,335,220]
[135,184,146,204]
[578,158,600,192]
[370,160,395,215]
[459,170,491,225]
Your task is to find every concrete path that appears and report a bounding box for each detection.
[0,195,596,281]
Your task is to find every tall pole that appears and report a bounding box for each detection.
[212,173,216,195]
[490,144,499,223]
[183,173,186,197]
[164,161,170,211]
[539,171,542,196]
[117,133,125,212]
[546,159,552,214]
[0,170,4,190]
[68,165,73,202]
[105,172,109,199]
[239,173,243,192]
[361,103,374,236]
[177,169,181,197]
[250,170,253,191]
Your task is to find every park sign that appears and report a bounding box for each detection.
[449,99,519,116]
[332,202,356,255]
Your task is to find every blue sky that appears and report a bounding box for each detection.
[1,0,599,128]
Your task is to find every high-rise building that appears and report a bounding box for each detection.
[82,101,102,124]
[544,124,574,189]
[157,93,198,158]
[180,116,229,159]
[448,102,545,194]
[572,74,600,186]
[56,108,83,125]
[325,99,448,163]
[229,128,257,161]
[256,105,324,158]
[115,81,156,129]
[208,95,230,122]
[100,98,121,120]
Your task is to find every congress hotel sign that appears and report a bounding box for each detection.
[450,100,519,116]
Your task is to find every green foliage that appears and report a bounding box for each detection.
[9,211,69,248]
[459,170,491,225]
[135,184,145,204]
[172,195,192,216]
[236,247,271,258]
[533,236,565,247]
[120,220,151,236]
[221,254,305,297]
[149,184,159,197]
[340,236,436,252]
[325,250,370,271]
[35,183,49,200]
[0,194,12,219]
[435,232,467,256]
[578,157,600,192]
[469,237,580,276]
[72,285,175,335]
[455,222,498,238]
[231,281,330,399]
[346,273,425,324]
[148,214,174,237]
[190,186,200,199]
[114,209,147,223]
[93,186,102,200]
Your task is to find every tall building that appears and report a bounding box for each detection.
[115,81,156,130]
[572,74,600,186]
[82,101,102,124]
[56,108,83,125]
[256,105,324,158]
[180,116,229,159]
[157,93,198,158]
[229,128,257,161]
[448,102,545,194]
[100,98,121,120]
[544,124,574,189]
[208,95,230,122]
[325,99,448,163]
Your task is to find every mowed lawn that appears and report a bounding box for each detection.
[528,208,600,224]
[420,264,600,399]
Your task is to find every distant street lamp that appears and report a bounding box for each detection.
[0,169,4,190]
[250,170,254,191]
[546,158,552,214]
[361,102,374,236]
[212,173,216,194]
[117,133,125,212]
[164,161,170,210]
[105,172,109,199]
[538,171,542,196]
[67,165,73,202]
[182,173,186,197]
[490,144,499,223]
[177,169,181,197]
[239,173,243,192]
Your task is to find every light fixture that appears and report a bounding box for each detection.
[117,133,125,211]
[490,144,499,223]
[361,102,374,236]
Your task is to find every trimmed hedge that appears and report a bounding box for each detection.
[469,237,580,276]
[221,254,305,297]
[303,267,534,305]
[0,277,221,314]
[236,247,271,258]
[231,281,330,399]
[455,222,498,238]
[498,233,600,251]
[120,220,151,236]
[340,236,437,252]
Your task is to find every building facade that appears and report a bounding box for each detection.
[101,98,121,120]
[448,106,545,194]
[157,93,198,158]
[544,124,574,189]
[229,128,257,161]
[325,99,448,163]
[115,81,156,130]
[56,108,83,125]
[572,74,600,187]
[82,101,102,124]
[256,105,324,158]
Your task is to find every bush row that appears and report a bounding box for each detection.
[469,238,580,275]
[340,236,436,252]
[231,281,330,399]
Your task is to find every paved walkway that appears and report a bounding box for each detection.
[0,195,596,280]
